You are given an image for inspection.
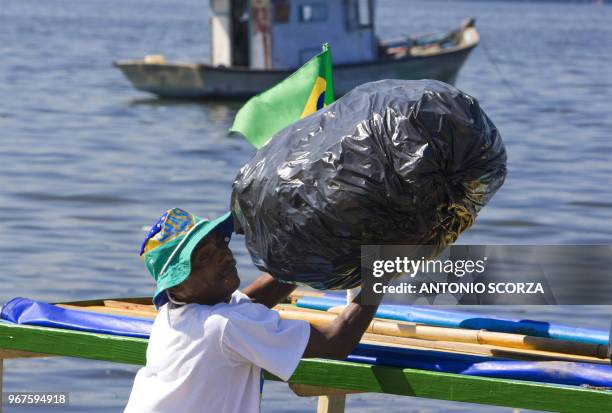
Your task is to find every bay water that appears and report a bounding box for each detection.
[1,0,611,411]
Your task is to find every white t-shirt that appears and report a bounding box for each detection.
[124,290,310,413]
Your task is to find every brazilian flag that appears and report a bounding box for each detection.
[230,43,335,149]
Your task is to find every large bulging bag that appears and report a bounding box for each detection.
[231,80,507,289]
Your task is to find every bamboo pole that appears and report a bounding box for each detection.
[288,289,327,304]
[275,307,609,360]
[55,299,609,361]
[360,333,608,365]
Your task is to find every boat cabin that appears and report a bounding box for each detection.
[209,0,377,69]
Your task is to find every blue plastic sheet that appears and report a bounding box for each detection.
[0,297,152,338]
[3,297,612,388]
[350,344,612,388]
[298,295,609,346]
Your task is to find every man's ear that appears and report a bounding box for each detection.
[168,281,191,302]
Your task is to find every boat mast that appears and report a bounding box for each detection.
[209,0,233,67]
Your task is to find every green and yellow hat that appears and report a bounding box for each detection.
[139,208,233,308]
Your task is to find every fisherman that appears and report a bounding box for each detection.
[124,207,388,413]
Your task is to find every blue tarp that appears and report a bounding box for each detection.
[350,344,612,388]
[0,297,152,338]
[2,297,612,388]
[297,295,610,346]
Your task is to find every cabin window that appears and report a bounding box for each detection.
[300,3,327,23]
[343,0,371,31]
[273,0,290,22]
[357,0,372,28]
[211,0,230,13]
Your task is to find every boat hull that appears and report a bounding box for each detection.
[115,27,478,99]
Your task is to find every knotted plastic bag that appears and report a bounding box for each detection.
[231,80,507,289]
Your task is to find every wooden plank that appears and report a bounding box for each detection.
[52,297,152,306]
[267,359,612,413]
[0,323,147,365]
[103,301,156,313]
[0,349,53,359]
[2,323,612,412]
[317,394,345,413]
[56,304,156,320]
[289,383,363,397]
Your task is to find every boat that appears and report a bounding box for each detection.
[114,0,479,99]
[1,293,612,413]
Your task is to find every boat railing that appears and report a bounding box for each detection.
[378,18,477,59]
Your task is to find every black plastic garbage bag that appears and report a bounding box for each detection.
[231,80,507,290]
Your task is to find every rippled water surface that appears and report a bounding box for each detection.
[1,0,611,411]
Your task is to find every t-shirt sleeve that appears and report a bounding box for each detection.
[230,289,252,304]
[220,304,310,381]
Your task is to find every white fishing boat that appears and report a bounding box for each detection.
[115,0,479,99]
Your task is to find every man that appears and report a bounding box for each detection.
[125,208,387,413]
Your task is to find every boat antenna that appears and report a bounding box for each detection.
[480,39,521,101]
[608,321,612,360]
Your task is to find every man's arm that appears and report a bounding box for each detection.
[302,289,385,360]
[241,273,297,308]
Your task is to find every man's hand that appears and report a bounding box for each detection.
[241,273,297,308]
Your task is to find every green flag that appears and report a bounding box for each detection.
[230,43,335,149]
